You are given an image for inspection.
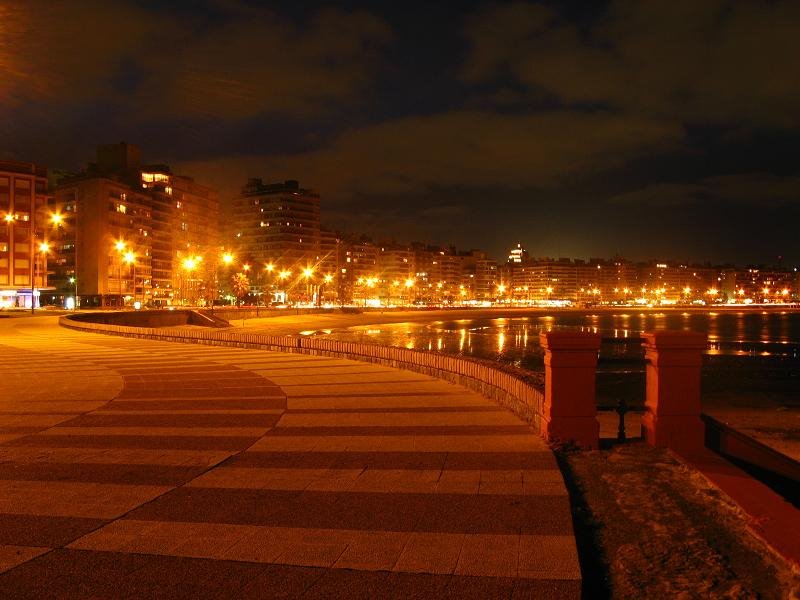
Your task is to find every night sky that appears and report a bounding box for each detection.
[2,0,799,265]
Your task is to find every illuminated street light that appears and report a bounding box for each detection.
[38,242,50,253]
[3,213,14,223]
[122,252,136,305]
[278,270,291,281]
[265,262,274,272]
[221,252,234,265]
[302,267,314,279]
[49,212,64,226]
[115,240,126,252]
[181,257,199,305]
[324,274,333,283]
[404,278,415,288]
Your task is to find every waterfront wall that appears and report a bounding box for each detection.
[59,315,547,432]
[68,309,227,328]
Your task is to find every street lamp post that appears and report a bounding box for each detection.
[123,251,136,307]
[278,270,291,304]
[405,278,415,306]
[114,240,126,307]
[181,256,199,306]
[220,251,235,307]
[264,262,274,306]
[4,208,46,312]
[29,203,35,313]
[302,267,314,306]
[35,241,50,311]
[69,276,77,309]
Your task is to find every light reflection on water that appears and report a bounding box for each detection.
[326,311,800,408]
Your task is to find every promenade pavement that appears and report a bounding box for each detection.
[0,316,580,598]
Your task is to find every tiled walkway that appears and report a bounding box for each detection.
[0,317,579,598]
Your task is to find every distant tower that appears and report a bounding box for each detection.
[507,242,529,264]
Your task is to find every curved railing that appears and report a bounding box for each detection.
[59,313,545,428]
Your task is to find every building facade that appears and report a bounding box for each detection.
[50,143,219,307]
[0,161,50,308]
[230,179,320,270]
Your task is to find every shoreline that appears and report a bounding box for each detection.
[231,304,800,336]
[232,307,800,463]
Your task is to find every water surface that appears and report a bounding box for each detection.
[322,310,800,408]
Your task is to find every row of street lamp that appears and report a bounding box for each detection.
[3,209,69,312]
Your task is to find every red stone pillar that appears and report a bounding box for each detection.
[641,331,707,451]
[539,331,601,449]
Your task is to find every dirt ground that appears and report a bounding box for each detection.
[558,443,800,599]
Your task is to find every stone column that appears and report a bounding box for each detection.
[539,331,601,449]
[641,331,707,451]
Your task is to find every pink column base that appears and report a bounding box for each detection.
[541,415,599,449]
[641,412,705,451]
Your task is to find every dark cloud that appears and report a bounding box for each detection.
[144,4,390,119]
[610,173,800,207]
[178,109,683,201]
[0,0,165,106]
[2,0,799,264]
[463,1,800,128]
[0,1,390,119]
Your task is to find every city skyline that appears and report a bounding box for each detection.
[2,1,799,264]
[7,142,794,310]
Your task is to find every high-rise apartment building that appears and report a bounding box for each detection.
[340,236,378,304]
[377,244,414,304]
[0,161,50,308]
[50,143,219,307]
[230,179,320,271]
[140,167,219,305]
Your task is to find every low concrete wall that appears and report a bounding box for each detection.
[59,315,545,429]
[703,414,800,502]
[202,307,357,321]
[68,309,228,328]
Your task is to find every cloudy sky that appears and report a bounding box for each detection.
[2,0,799,264]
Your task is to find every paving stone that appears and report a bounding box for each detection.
[0,316,580,598]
